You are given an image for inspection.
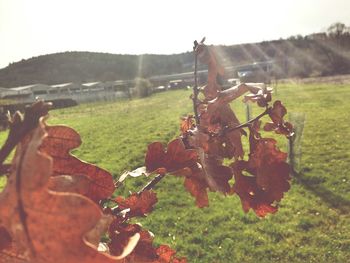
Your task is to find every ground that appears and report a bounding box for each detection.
[0,82,349,262]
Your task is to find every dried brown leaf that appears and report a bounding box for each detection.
[145,139,198,175]
[115,191,158,217]
[0,120,125,263]
[40,125,115,202]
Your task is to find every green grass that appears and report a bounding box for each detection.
[1,85,350,262]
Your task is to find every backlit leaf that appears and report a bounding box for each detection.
[145,139,198,175]
[40,125,115,202]
[115,191,158,217]
[0,119,124,263]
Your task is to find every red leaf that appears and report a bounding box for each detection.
[48,174,90,196]
[173,258,187,263]
[194,44,224,100]
[40,125,115,202]
[263,122,275,132]
[145,139,198,175]
[111,223,187,263]
[145,138,212,209]
[264,101,294,137]
[250,139,291,202]
[264,121,294,137]
[243,87,272,107]
[180,116,195,134]
[156,245,176,262]
[202,104,244,159]
[269,100,287,124]
[0,120,123,263]
[108,220,141,258]
[115,191,158,217]
[197,149,232,193]
[184,177,209,208]
[128,230,158,262]
[232,162,278,217]
[186,128,210,153]
[256,161,290,202]
[232,137,291,217]
[249,138,288,167]
[156,245,187,263]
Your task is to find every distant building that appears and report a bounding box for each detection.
[234,61,274,84]
[0,79,134,105]
[0,87,13,98]
[50,82,82,94]
[82,82,104,92]
[0,84,50,101]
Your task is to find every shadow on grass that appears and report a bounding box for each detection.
[292,170,350,214]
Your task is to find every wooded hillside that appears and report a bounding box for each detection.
[1,23,349,88]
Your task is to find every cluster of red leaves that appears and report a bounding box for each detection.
[264,101,294,137]
[0,102,185,263]
[232,122,291,217]
[145,42,293,217]
[145,138,211,208]
[107,189,185,262]
[107,216,185,263]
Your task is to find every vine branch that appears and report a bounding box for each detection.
[192,40,201,125]
[137,173,166,194]
[221,106,270,135]
[110,173,166,217]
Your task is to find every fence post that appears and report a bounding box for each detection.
[287,112,306,175]
[245,103,252,122]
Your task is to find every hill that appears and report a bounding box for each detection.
[0,52,193,88]
[0,28,349,88]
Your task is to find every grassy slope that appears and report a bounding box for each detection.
[1,85,349,262]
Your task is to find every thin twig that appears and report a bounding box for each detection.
[110,173,166,216]
[192,42,200,125]
[221,106,270,135]
[137,173,166,195]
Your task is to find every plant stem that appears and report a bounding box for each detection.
[221,106,270,135]
[192,46,200,125]
[137,173,166,194]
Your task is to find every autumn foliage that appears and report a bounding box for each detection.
[0,40,293,262]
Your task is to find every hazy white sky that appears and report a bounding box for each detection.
[0,0,349,69]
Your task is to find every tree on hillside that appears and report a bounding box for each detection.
[327,22,349,37]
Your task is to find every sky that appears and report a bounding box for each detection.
[0,0,350,69]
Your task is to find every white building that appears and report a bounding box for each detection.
[0,84,50,102]
[50,82,82,94]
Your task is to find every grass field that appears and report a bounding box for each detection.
[1,84,349,262]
